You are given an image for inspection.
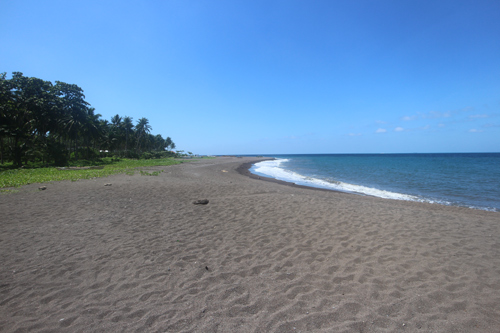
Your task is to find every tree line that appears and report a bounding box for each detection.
[0,72,176,167]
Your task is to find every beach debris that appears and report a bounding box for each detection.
[193,199,209,205]
[104,183,112,186]
[205,266,209,271]
[38,186,47,191]
[221,170,228,173]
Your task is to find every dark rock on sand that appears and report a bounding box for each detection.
[193,199,209,205]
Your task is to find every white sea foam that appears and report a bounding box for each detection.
[253,159,422,202]
[252,157,499,212]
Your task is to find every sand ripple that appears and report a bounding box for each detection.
[1,157,500,332]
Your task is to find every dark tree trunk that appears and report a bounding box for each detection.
[0,137,4,164]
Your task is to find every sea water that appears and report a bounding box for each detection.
[250,153,500,212]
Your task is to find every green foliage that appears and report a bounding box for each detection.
[46,141,68,166]
[140,152,154,160]
[140,170,163,176]
[0,158,181,188]
[140,151,175,160]
[0,189,19,194]
[0,72,180,167]
[69,148,100,161]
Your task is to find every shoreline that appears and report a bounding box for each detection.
[239,157,499,213]
[1,156,499,332]
[236,158,346,194]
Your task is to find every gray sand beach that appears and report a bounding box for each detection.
[1,157,499,332]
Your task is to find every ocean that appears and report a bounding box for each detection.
[249,153,500,212]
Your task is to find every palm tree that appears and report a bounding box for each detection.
[165,137,173,151]
[122,116,134,152]
[54,81,90,160]
[99,119,114,151]
[109,114,125,153]
[153,134,165,151]
[59,106,87,160]
[84,108,103,154]
[111,114,122,127]
[135,117,152,153]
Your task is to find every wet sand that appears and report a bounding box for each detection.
[1,156,499,332]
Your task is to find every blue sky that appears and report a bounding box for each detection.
[1,0,499,154]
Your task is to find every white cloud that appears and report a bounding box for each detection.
[469,114,489,119]
[469,129,483,133]
[375,120,387,124]
[348,133,362,136]
[427,111,451,119]
[394,127,404,132]
[376,128,387,133]
[402,107,474,122]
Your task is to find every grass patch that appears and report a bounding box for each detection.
[0,157,182,189]
[0,189,20,194]
[140,170,163,176]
